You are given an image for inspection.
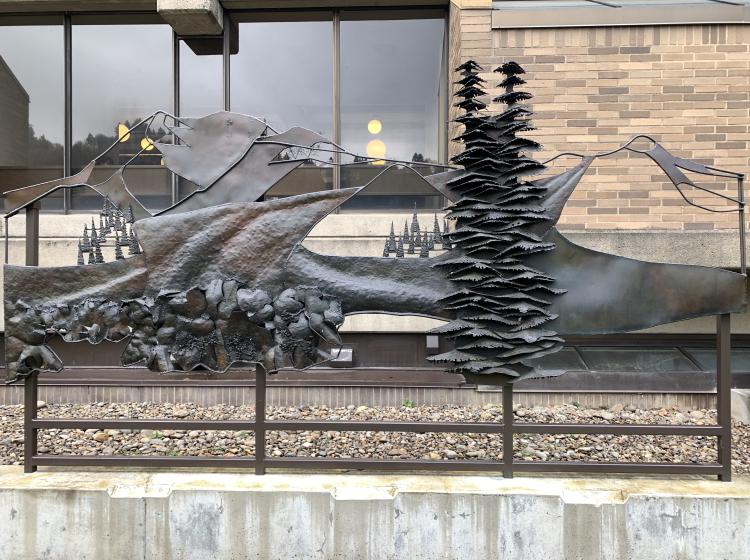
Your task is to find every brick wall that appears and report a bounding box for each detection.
[454,13,750,231]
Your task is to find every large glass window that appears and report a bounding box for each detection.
[231,14,335,198]
[0,22,64,212]
[71,19,173,211]
[340,12,446,211]
[0,9,447,213]
[177,38,223,200]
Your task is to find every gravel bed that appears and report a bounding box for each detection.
[0,402,748,474]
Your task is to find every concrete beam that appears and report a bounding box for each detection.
[1,467,748,559]
[0,0,155,12]
[157,0,223,36]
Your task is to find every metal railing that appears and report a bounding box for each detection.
[22,313,733,480]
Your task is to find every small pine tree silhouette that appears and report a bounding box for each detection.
[114,232,124,260]
[396,236,405,258]
[427,60,564,381]
[388,222,397,252]
[410,203,420,238]
[128,229,142,255]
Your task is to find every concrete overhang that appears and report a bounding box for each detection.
[157,0,223,36]
[492,0,750,28]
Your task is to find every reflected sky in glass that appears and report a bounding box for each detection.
[341,18,444,163]
[231,21,333,137]
[0,25,63,145]
[72,24,172,166]
[179,40,222,117]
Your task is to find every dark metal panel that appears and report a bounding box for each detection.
[3,162,94,218]
[135,188,360,294]
[533,228,747,335]
[4,255,148,306]
[286,247,453,318]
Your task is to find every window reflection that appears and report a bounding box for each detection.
[177,39,223,201]
[0,24,64,212]
[231,17,334,199]
[71,23,172,212]
[340,15,445,211]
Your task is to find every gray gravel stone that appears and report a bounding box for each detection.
[0,402,747,474]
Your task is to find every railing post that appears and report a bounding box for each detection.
[24,373,38,473]
[717,313,732,481]
[503,383,514,478]
[254,364,266,475]
[25,202,39,266]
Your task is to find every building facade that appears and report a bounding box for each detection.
[0,0,749,371]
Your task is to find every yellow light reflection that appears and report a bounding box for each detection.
[367,119,382,135]
[140,137,155,151]
[366,139,386,165]
[117,123,131,142]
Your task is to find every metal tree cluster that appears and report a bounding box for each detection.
[427,60,564,380]
[77,196,140,265]
[382,205,451,258]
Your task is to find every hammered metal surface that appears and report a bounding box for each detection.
[135,188,361,294]
[158,127,332,215]
[2,59,747,384]
[536,228,747,334]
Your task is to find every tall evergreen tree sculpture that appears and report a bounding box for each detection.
[428,60,565,381]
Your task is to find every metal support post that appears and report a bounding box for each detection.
[717,313,732,481]
[255,364,266,475]
[503,383,514,478]
[24,373,38,473]
[25,202,39,266]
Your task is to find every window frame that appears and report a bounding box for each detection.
[1,6,449,213]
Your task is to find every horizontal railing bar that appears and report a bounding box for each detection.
[512,460,724,474]
[30,455,725,475]
[33,418,722,437]
[263,458,505,471]
[513,423,722,436]
[31,455,256,467]
[32,419,257,430]
[264,457,724,475]
[265,420,506,433]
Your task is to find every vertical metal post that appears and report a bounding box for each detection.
[738,176,746,275]
[254,364,266,475]
[172,32,180,206]
[25,203,39,266]
[63,13,72,214]
[502,383,514,478]
[332,10,341,192]
[4,217,9,264]
[438,15,449,166]
[223,12,231,112]
[717,313,732,481]
[24,373,38,473]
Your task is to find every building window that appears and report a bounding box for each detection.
[71,18,173,211]
[231,13,335,198]
[340,11,447,211]
[1,8,447,214]
[0,21,64,212]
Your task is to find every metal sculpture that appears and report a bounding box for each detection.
[3,60,747,388]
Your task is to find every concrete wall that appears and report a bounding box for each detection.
[1,467,748,559]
